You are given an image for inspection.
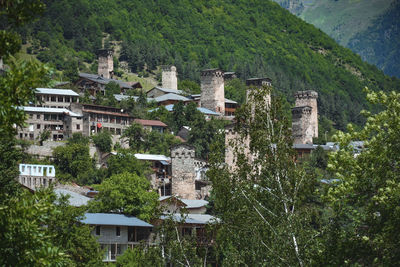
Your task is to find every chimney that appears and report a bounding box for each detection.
[98,49,114,79]
[200,69,225,115]
[161,65,178,90]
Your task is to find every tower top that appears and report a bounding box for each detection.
[294,90,318,99]
[246,77,272,87]
[201,69,224,77]
[98,49,113,57]
[161,65,177,72]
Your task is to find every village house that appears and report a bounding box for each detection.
[34,88,79,108]
[159,196,208,214]
[80,213,153,262]
[18,163,57,190]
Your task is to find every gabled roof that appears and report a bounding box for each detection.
[224,98,237,104]
[134,119,167,127]
[154,93,190,102]
[79,73,139,89]
[148,86,182,95]
[134,154,171,161]
[160,213,216,225]
[189,94,237,104]
[36,88,79,96]
[21,107,82,117]
[55,189,91,207]
[81,213,153,227]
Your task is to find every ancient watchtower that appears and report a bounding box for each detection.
[171,144,197,199]
[97,49,114,79]
[161,65,178,90]
[200,69,225,115]
[292,90,318,144]
[246,77,272,108]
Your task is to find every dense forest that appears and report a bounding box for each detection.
[19,0,400,131]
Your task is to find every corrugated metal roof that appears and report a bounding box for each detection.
[21,106,82,117]
[160,214,217,224]
[134,153,170,161]
[134,119,167,127]
[155,93,190,102]
[79,73,138,89]
[81,213,153,227]
[148,87,182,95]
[36,88,79,96]
[114,94,154,103]
[159,196,208,208]
[55,189,91,207]
[224,98,237,104]
[149,104,220,116]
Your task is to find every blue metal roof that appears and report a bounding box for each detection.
[81,213,153,227]
[55,189,91,207]
[160,214,217,225]
[149,104,220,116]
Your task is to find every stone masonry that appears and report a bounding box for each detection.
[161,65,178,90]
[294,90,318,139]
[246,77,272,118]
[200,69,225,115]
[291,106,313,144]
[98,49,114,79]
[171,144,197,199]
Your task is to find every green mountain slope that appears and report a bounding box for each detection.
[348,1,400,78]
[21,0,400,130]
[273,0,400,77]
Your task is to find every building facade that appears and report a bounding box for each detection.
[161,65,178,91]
[200,69,225,115]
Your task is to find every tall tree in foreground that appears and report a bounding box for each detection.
[209,85,318,266]
[320,88,400,265]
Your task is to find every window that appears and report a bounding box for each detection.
[29,114,33,119]
[96,225,101,235]
[76,124,80,130]
[36,114,40,119]
[65,96,70,102]
[37,124,41,129]
[116,226,120,236]
[51,96,56,102]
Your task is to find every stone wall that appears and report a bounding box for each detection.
[291,106,313,144]
[171,144,197,199]
[161,65,178,90]
[97,49,114,79]
[294,90,318,138]
[200,69,225,114]
[25,141,66,159]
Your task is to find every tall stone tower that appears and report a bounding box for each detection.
[292,90,318,144]
[246,77,272,109]
[200,69,225,115]
[161,65,178,90]
[171,144,197,199]
[97,49,114,79]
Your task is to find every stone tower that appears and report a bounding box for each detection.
[97,49,114,79]
[292,90,318,144]
[291,106,313,144]
[246,77,272,109]
[161,65,178,90]
[171,144,197,199]
[200,69,225,115]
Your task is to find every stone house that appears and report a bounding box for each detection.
[80,213,153,262]
[34,88,79,108]
[133,119,168,133]
[17,106,83,141]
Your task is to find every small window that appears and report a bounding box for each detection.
[76,124,80,130]
[37,124,41,129]
[116,226,120,236]
[96,225,101,235]
[51,96,56,102]
[36,114,40,119]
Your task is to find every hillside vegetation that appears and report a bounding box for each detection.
[20,0,400,130]
[274,0,400,77]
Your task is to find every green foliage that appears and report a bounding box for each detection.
[38,129,51,145]
[88,172,159,221]
[20,0,400,128]
[320,88,400,265]
[144,131,181,155]
[68,132,90,146]
[122,122,146,151]
[52,142,97,184]
[92,130,112,153]
[106,149,148,177]
[178,79,201,94]
[63,59,79,82]
[209,86,319,265]
[224,78,246,105]
[116,246,162,267]
[0,57,50,136]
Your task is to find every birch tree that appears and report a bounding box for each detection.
[209,85,318,266]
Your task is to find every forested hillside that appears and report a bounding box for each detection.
[20,0,400,130]
[274,0,400,78]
